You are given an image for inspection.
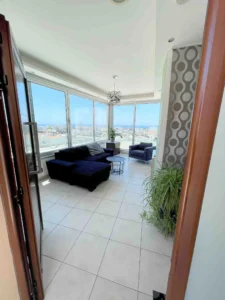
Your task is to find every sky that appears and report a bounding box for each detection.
[29,83,160,127]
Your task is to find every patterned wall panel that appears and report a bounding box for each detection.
[163,45,202,166]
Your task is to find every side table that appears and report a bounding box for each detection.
[106,141,120,155]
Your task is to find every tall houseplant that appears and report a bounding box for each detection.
[109,128,122,142]
[142,165,184,237]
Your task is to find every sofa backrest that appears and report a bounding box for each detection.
[55,146,90,162]
[138,142,153,150]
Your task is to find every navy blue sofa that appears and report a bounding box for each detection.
[129,142,156,162]
[55,145,114,163]
[46,145,113,191]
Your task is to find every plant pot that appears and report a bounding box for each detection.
[110,137,115,142]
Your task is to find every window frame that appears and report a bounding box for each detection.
[112,101,161,151]
[69,93,94,147]
[27,75,109,158]
[94,101,109,143]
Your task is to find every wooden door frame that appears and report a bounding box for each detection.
[0,94,30,300]
[0,15,44,300]
[166,0,225,299]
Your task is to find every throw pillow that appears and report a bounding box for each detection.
[87,143,104,156]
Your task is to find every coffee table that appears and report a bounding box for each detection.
[106,156,125,175]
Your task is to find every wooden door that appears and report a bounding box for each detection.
[0,14,44,300]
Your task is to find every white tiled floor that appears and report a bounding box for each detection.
[40,155,173,300]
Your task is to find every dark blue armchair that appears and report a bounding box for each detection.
[129,142,156,162]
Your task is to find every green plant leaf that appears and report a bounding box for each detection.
[141,164,184,237]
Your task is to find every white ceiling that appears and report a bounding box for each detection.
[1,0,208,100]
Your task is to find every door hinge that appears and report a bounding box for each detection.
[14,187,23,205]
[30,280,37,299]
[0,74,8,90]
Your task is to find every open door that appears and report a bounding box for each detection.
[0,14,44,300]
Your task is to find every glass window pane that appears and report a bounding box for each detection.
[70,95,93,145]
[113,105,134,150]
[95,102,108,141]
[135,103,160,146]
[31,83,68,153]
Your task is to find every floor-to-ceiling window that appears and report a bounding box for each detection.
[135,103,160,146]
[31,83,68,153]
[113,103,160,150]
[30,80,109,154]
[70,95,94,145]
[113,105,134,150]
[95,102,108,141]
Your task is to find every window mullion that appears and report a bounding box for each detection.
[65,91,72,147]
[93,101,95,142]
[132,104,136,145]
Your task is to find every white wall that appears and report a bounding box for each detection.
[155,50,172,169]
[185,89,225,300]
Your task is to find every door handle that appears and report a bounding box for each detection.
[23,122,43,175]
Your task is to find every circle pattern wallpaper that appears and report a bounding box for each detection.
[163,45,202,166]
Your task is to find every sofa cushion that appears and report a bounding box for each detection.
[72,160,110,177]
[57,146,90,161]
[138,142,152,150]
[84,152,109,162]
[131,150,144,157]
[87,143,104,156]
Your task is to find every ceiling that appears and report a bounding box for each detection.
[1,0,208,100]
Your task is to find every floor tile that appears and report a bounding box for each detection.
[43,204,71,223]
[129,177,146,185]
[99,241,140,290]
[76,196,102,212]
[43,225,80,261]
[41,200,54,213]
[139,249,170,296]
[45,264,96,300]
[57,193,83,207]
[43,221,57,240]
[107,183,128,191]
[126,184,145,194]
[87,187,107,199]
[41,189,67,203]
[96,200,121,217]
[141,223,174,256]
[111,219,142,247]
[45,179,71,192]
[119,203,143,223]
[65,232,108,274]
[83,213,116,239]
[68,185,89,197]
[123,192,144,206]
[42,256,61,290]
[60,208,92,230]
[104,189,125,202]
[138,292,153,300]
[90,277,137,300]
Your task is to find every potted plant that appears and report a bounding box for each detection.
[109,128,122,142]
[141,165,184,237]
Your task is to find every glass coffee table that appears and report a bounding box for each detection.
[106,156,125,175]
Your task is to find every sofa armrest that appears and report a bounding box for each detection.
[129,144,139,156]
[103,148,114,156]
[46,159,76,181]
[144,146,156,161]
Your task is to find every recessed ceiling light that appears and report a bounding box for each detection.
[168,37,175,43]
[111,0,127,4]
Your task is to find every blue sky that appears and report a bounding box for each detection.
[30,83,160,126]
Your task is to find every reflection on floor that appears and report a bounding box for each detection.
[40,155,173,300]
